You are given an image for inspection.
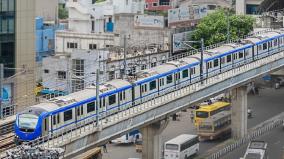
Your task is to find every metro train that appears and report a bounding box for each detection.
[15,29,284,141]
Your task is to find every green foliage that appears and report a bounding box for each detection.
[192,9,255,46]
[58,4,68,20]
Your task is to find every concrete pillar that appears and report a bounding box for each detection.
[231,86,248,139]
[236,0,246,15]
[141,119,169,159]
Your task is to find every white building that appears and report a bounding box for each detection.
[42,48,168,93]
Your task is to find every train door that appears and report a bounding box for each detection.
[42,116,50,136]
[174,72,180,88]
[51,114,61,134]
[75,105,84,124]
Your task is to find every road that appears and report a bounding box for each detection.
[101,87,284,159]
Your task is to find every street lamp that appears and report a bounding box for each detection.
[180,38,205,83]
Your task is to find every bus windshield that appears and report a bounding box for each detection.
[165,144,179,151]
[196,111,209,118]
[18,114,38,131]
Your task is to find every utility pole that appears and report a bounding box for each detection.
[95,68,100,126]
[0,64,3,119]
[200,39,204,84]
[123,35,127,79]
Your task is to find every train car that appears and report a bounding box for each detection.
[15,29,284,142]
[197,111,231,141]
[15,79,132,141]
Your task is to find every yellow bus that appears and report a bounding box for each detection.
[197,111,231,141]
[194,101,230,126]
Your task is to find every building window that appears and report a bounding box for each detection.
[153,2,158,6]
[91,21,95,32]
[141,65,147,70]
[92,0,95,4]
[72,59,84,76]
[64,110,73,121]
[57,71,66,80]
[67,42,78,49]
[71,79,84,92]
[87,102,95,113]
[149,81,156,90]
[145,3,148,9]
[44,69,49,73]
[89,44,97,50]
[151,62,156,68]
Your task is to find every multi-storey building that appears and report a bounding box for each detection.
[0,0,36,112]
[236,0,264,15]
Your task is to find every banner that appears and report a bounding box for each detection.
[1,84,12,103]
[134,15,164,28]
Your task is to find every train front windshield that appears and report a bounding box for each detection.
[18,114,38,132]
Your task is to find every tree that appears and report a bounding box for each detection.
[192,9,255,46]
[58,4,68,20]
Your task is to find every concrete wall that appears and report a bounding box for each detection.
[114,14,170,48]
[35,0,58,21]
[55,31,118,53]
[15,0,36,111]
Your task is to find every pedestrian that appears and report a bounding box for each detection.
[172,113,177,121]
[102,144,107,153]
[190,111,194,123]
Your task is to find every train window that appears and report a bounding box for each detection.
[175,73,180,80]
[150,81,157,90]
[109,94,116,105]
[103,98,106,107]
[213,59,218,67]
[233,53,237,60]
[227,55,232,62]
[167,75,173,84]
[239,52,244,58]
[119,92,123,101]
[263,43,267,50]
[182,69,189,78]
[123,91,126,100]
[87,102,95,113]
[64,110,73,121]
[207,62,212,69]
[81,106,83,115]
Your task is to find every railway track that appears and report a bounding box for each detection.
[0,133,15,153]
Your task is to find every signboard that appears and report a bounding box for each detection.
[1,84,12,103]
[173,31,193,53]
[134,15,164,28]
[168,7,191,24]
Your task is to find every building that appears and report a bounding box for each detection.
[57,0,169,53]
[42,48,168,93]
[0,0,36,113]
[236,0,264,15]
[36,17,65,62]
[145,0,176,11]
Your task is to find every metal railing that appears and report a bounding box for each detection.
[0,103,15,119]
[11,45,284,153]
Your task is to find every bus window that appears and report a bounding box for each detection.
[196,111,209,118]
[165,144,179,150]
